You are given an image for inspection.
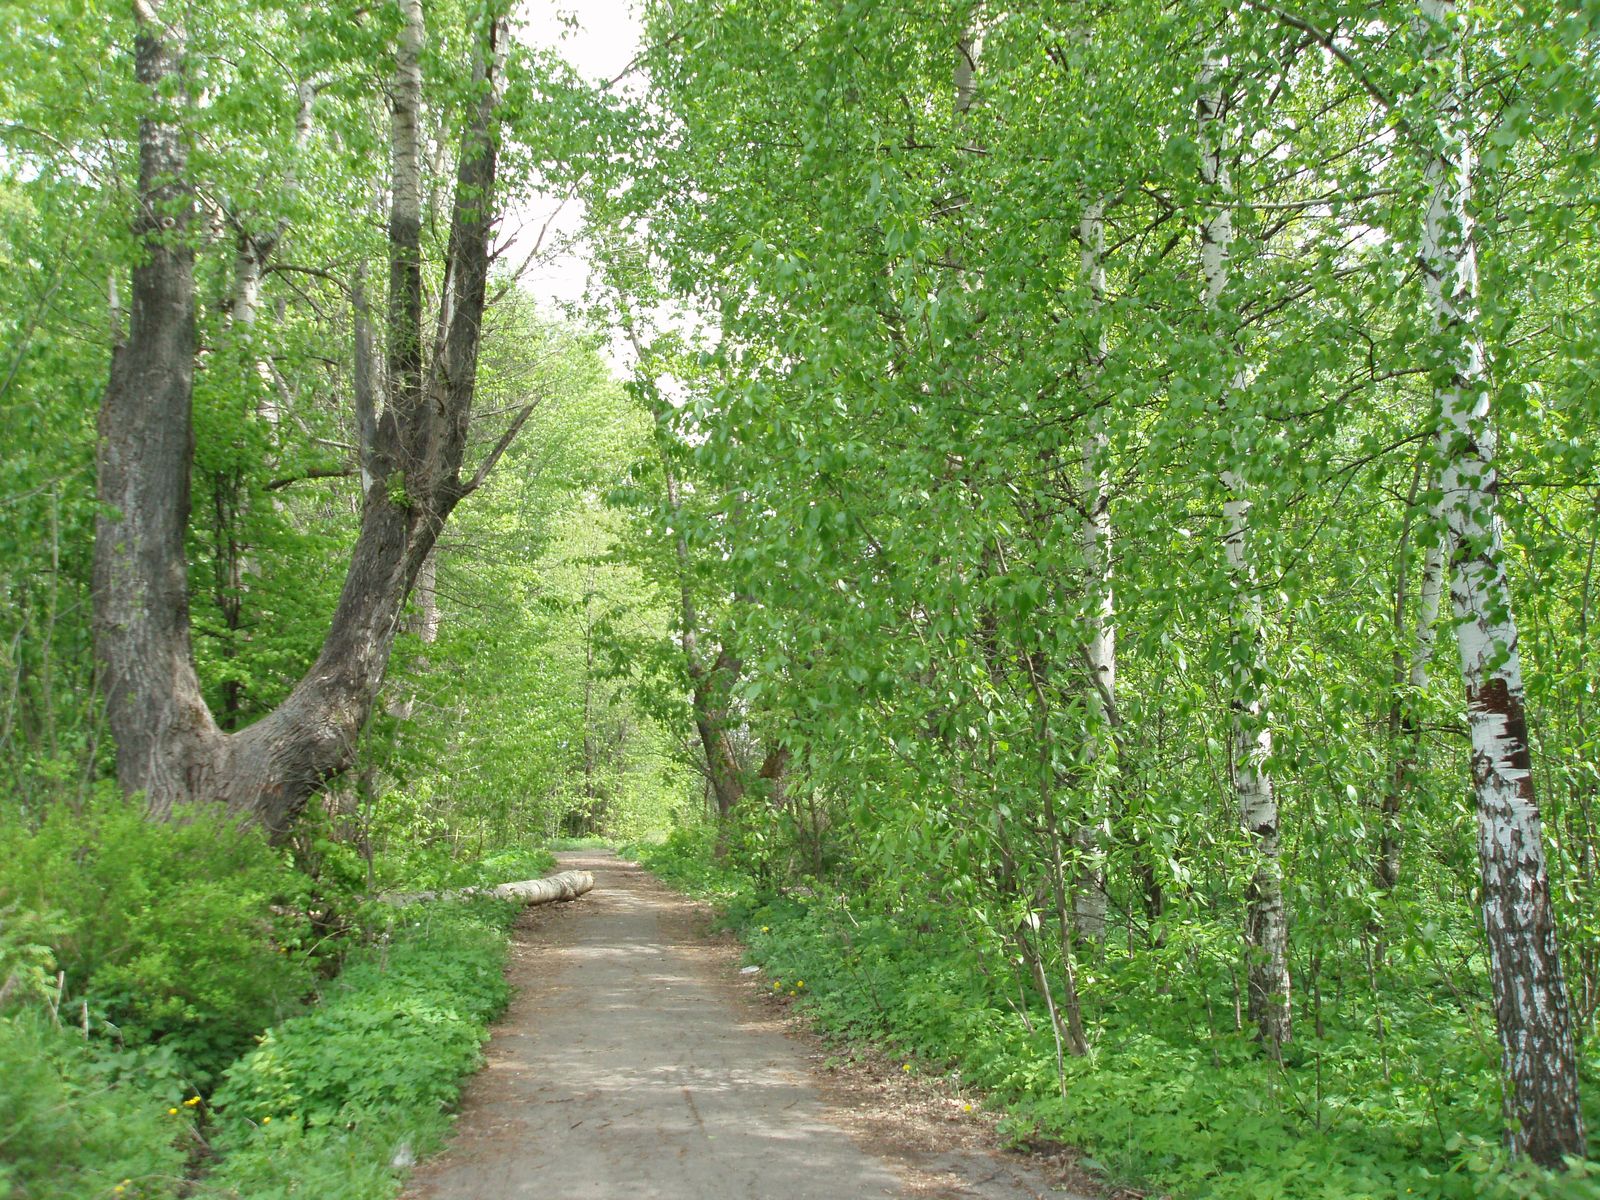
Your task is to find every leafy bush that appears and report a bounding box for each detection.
[201,900,515,1199]
[0,794,314,1086]
[0,1012,188,1200]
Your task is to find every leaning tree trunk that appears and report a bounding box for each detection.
[1197,48,1291,1055]
[94,0,517,839]
[1415,0,1585,1166]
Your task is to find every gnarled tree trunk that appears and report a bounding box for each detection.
[93,0,515,839]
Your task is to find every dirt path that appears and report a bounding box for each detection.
[404,851,1098,1200]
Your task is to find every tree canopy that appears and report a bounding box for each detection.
[1,0,1598,1195]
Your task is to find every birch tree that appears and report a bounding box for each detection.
[1197,44,1292,1054]
[1414,0,1585,1165]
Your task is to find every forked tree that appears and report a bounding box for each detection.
[94,0,531,838]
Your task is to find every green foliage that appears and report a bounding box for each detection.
[0,1012,189,1200]
[0,795,314,1086]
[202,901,515,1200]
[361,309,697,854]
[637,832,1600,1200]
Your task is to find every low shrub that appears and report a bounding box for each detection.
[634,831,1600,1200]
[201,900,515,1199]
[0,795,314,1087]
[0,1011,189,1200]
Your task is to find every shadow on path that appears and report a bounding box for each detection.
[403,851,1093,1200]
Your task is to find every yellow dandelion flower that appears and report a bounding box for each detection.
[901,1063,912,1072]
[167,1107,178,1115]
[761,926,769,933]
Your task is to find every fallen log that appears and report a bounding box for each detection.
[381,869,595,907]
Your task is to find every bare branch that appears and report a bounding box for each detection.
[460,401,538,496]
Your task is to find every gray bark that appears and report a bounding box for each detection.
[94,2,513,839]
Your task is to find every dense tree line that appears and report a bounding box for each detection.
[583,0,1600,1173]
[3,0,1598,1193]
[0,0,687,850]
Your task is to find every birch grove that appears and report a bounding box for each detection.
[580,0,1599,1178]
[2,0,1598,1193]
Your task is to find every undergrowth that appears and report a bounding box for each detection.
[0,796,540,1200]
[628,827,1600,1200]
[198,900,515,1199]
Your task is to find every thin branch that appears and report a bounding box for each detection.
[460,402,538,496]
[266,465,358,491]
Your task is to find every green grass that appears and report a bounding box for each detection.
[198,900,516,1200]
[542,836,614,851]
[633,828,1600,1200]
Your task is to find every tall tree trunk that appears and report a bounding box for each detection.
[624,324,751,819]
[94,0,208,810]
[1416,0,1585,1165]
[1074,194,1114,942]
[1378,465,1444,895]
[1198,48,1291,1055]
[660,430,744,818]
[94,1,514,839]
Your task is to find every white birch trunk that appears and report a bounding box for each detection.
[1410,536,1445,691]
[229,78,316,433]
[1198,50,1291,1053]
[1416,0,1584,1165]
[1074,196,1113,941]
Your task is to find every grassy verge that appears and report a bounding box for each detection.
[627,828,1600,1200]
[197,900,517,1199]
[0,798,552,1200]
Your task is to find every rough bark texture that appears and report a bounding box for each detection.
[94,1,210,812]
[1198,51,1291,1054]
[94,2,511,839]
[1416,0,1584,1165]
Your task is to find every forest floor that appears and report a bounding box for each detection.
[401,850,1105,1200]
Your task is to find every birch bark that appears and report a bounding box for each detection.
[1415,0,1585,1164]
[1198,49,1291,1053]
[1074,195,1113,942]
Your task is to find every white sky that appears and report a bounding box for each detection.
[512,1,644,317]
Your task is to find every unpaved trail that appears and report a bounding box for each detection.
[404,851,1097,1200]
